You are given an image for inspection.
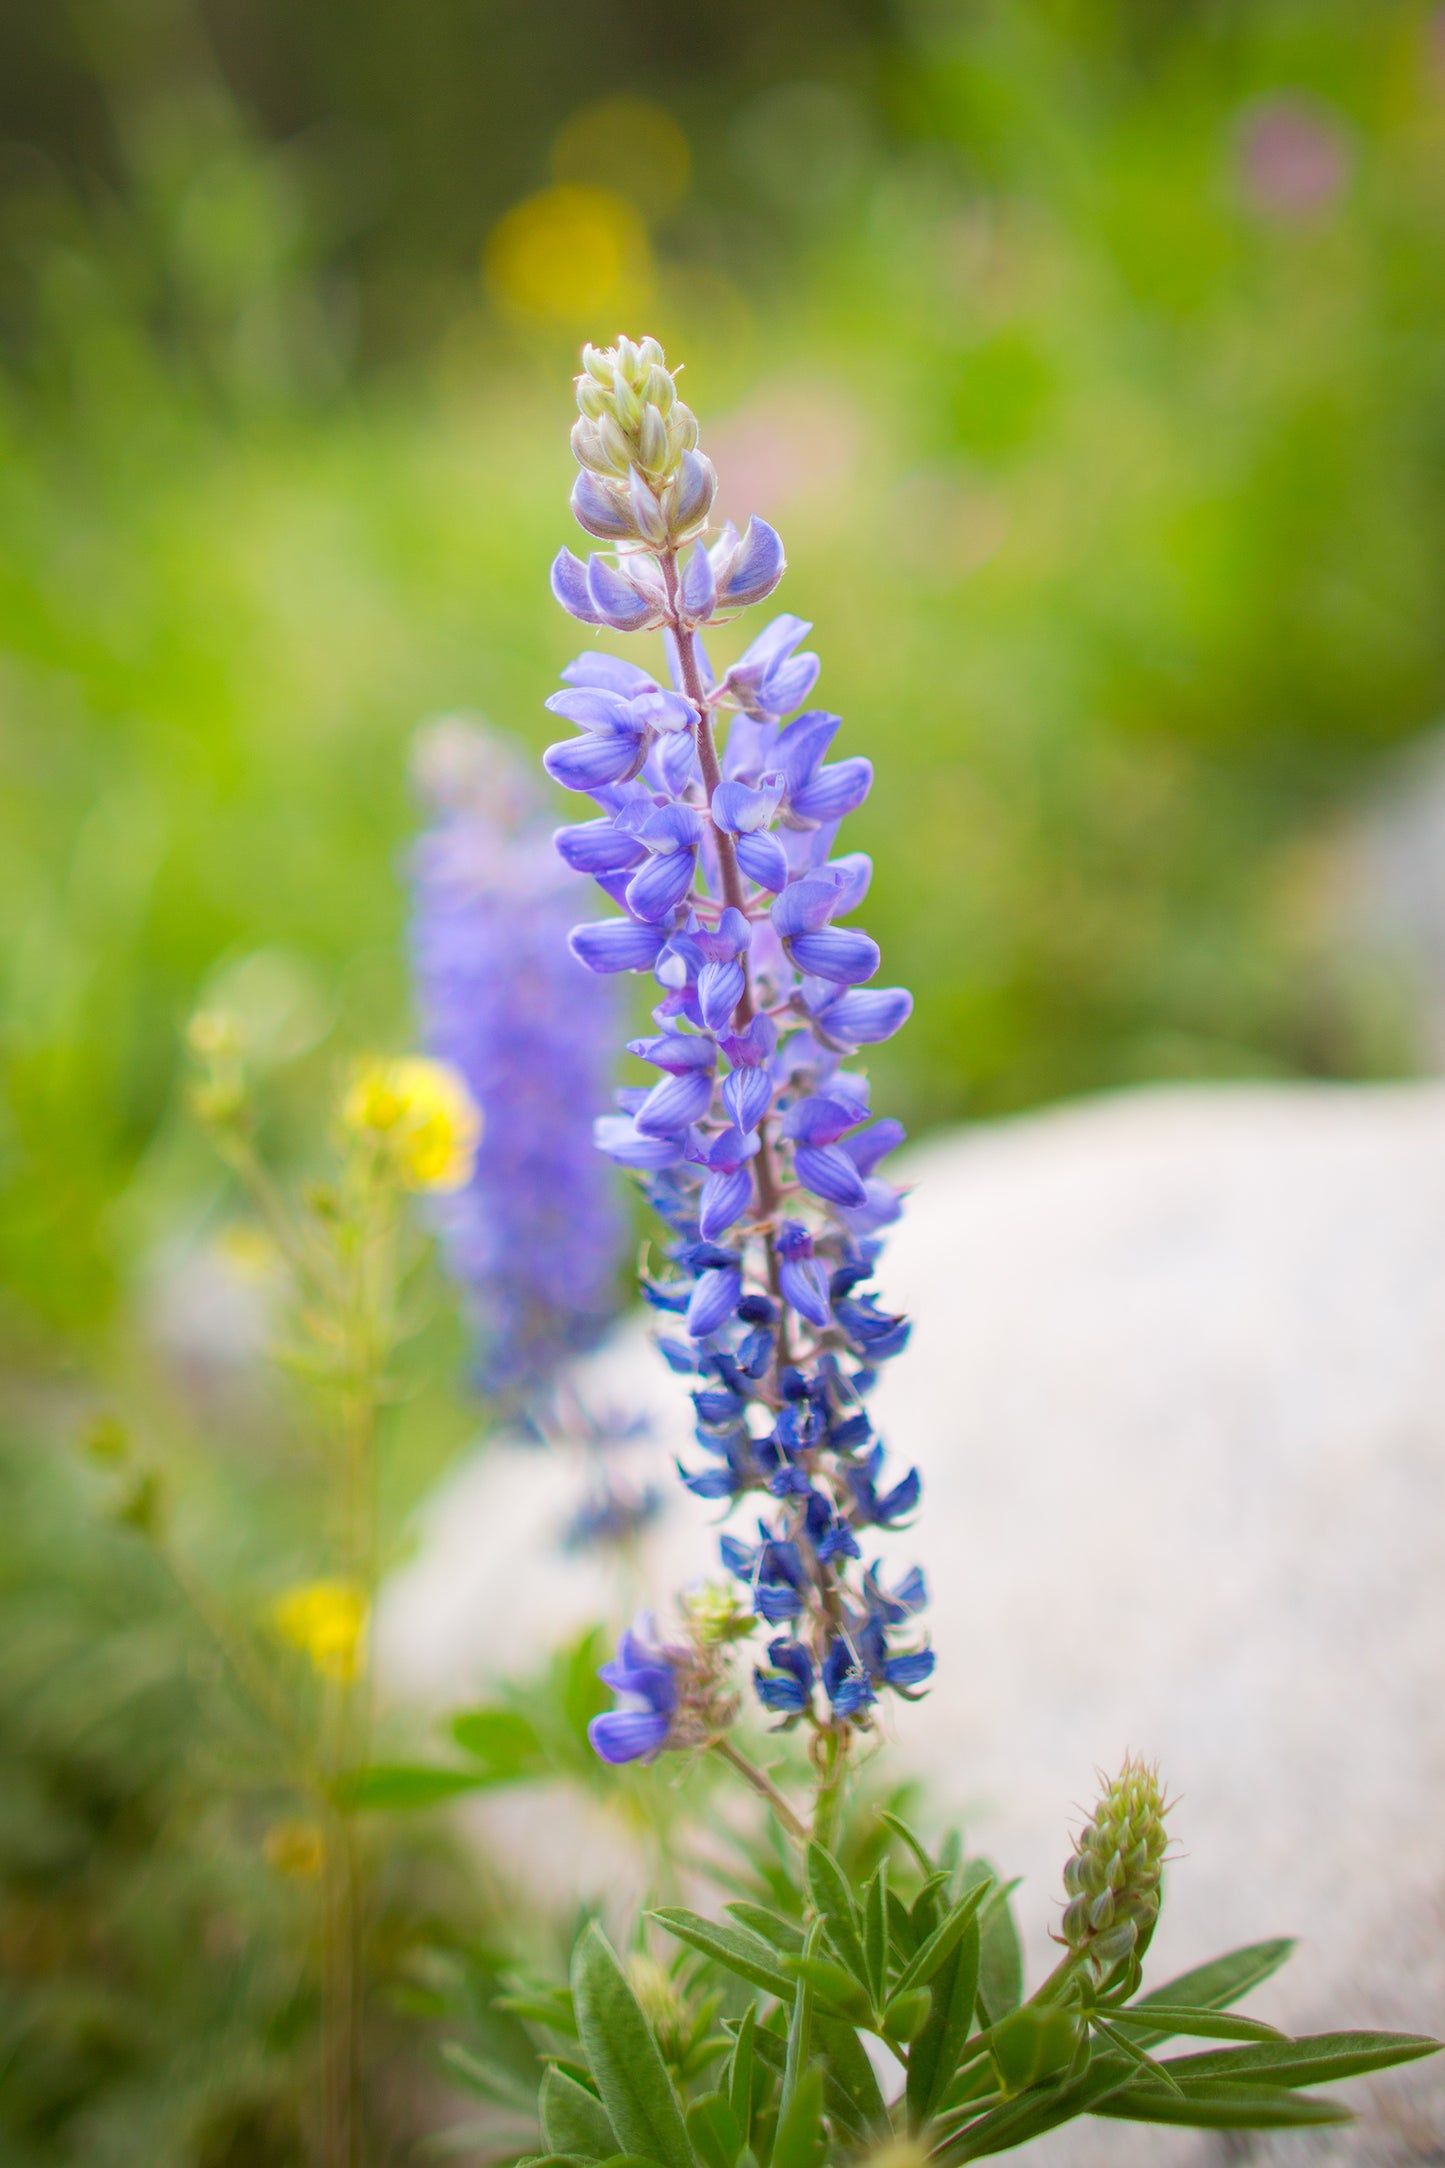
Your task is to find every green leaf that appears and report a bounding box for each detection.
[438,2041,539,2110]
[496,1983,579,2037]
[782,1921,821,2110]
[770,2065,825,2168]
[1132,1940,1294,2020]
[541,2068,617,2160]
[336,1762,491,1810]
[652,1910,795,2002]
[972,1872,1023,2025]
[452,1706,547,1776]
[685,2092,743,2168]
[804,1845,868,1992]
[1090,2017,1182,2097]
[1109,2004,1285,2045]
[511,2154,590,2168]
[863,1863,888,2011]
[1157,2031,1442,2090]
[906,1913,980,2126]
[893,1883,989,1999]
[988,2007,1080,2094]
[570,1924,692,2168]
[944,2052,1135,2161]
[1095,2081,1352,2130]
[723,1903,804,1954]
[910,1872,951,1942]
[883,1989,933,2044]
[779,1954,871,2023]
[727,2005,756,2136]
[878,1809,935,1877]
[814,2015,887,2137]
[886,1888,918,1959]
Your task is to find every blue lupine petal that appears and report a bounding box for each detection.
[561,652,659,697]
[686,1264,742,1338]
[551,547,603,623]
[716,517,786,607]
[554,820,649,875]
[733,829,790,890]
[699,1164,754,1241]
[585,552,661,630]
[546,684,640,732]
[771,875,842,939]
[569,920,668,974]
[776,708,840,792]
[636,1067,715,1136]
[712,777,784,833]
[572,469,636,541]
[787,927,881,985]
[779,1253,831,1329]
[722,1065,772,1134]
[588,1709,671,1763]
[544,730,648,792]
[699,958,746,1032]
[625,846,698,922]
[594,1115,684,1169]
[794,1143,869,1209]
[791,757,873,822]
[681,539,717,620]
[884,1650,936,1690]
[813,986,914,1047]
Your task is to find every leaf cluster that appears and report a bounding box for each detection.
[453,1812,1438,2167]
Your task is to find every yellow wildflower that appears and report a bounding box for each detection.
[273,1579,369,1682]
[341,1056,481,1191]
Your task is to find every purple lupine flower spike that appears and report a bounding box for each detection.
[546,336,929,1750]
[409,719,626,1402]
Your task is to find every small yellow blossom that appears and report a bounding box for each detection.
[273,1579,369,1682]
[341,1056,481,1191]
[264,1819,326,1878]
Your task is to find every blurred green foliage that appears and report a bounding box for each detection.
[2,1,1445,2159]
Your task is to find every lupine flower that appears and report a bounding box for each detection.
[341,1055,481,1191]
[409,721,627,1402]
[542,337,931,1747]
[1060,1755,1172,1973]
[587,1604,742,1764]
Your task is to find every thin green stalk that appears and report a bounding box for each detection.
[810,1725,848,1854]
[711,1736,809,1843]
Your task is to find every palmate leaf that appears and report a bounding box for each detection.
[651,1909,796,2002]
[1155,2031,1442,2090]
[1095,2081,1352,2130]
[570,1925,692,2168]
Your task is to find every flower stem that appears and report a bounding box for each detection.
[711,1735,809,1843]
[810,1724,849,1855]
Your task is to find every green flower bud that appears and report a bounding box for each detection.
[570,337,700,512]
[1060,1755,1170,1974]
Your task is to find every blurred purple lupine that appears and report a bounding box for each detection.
[409,719,626,1403]
[545,338,931,1759]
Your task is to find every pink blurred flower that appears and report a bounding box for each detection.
[1236,95,1352,221]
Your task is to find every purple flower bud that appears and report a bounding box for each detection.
[791,756,873,823]
[587,553,663,632]
[810,986,913,1047]
[698,957,746,1031]
[700,1163,754,1240]
[686,1262,743,1338]
[543,729,649,792]
[625,847,698,921]
[714,516,786,607]
[667,450,718,540]
[722,1065,772,1133]
[734,830,789,890]
[569,920,668,973]
[681,540,717,622]
[635,1066,716,1136]
[794,1143,869,1209]
[595,1115,684,1169]
[554,819,649,875]
[551,548,603,624]
[572,470,639,542]
[629,467,670,546]
[786,926,880,985]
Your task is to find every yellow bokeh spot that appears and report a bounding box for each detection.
[551,97,690,214]
[273,1579,369,1682]
[485,185,652,325]
[341,1055,481,1191]
[264,1819,326,1878]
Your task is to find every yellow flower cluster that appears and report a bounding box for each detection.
[272,1579,369,1682]
[341,1055,481,1191]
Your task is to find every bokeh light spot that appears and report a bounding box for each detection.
[551,97,690,214]
[485,184,653,324]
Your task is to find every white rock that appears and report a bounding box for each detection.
[380,1084,1445,2162]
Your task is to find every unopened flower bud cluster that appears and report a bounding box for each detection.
[1061,1756,1170,1972]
